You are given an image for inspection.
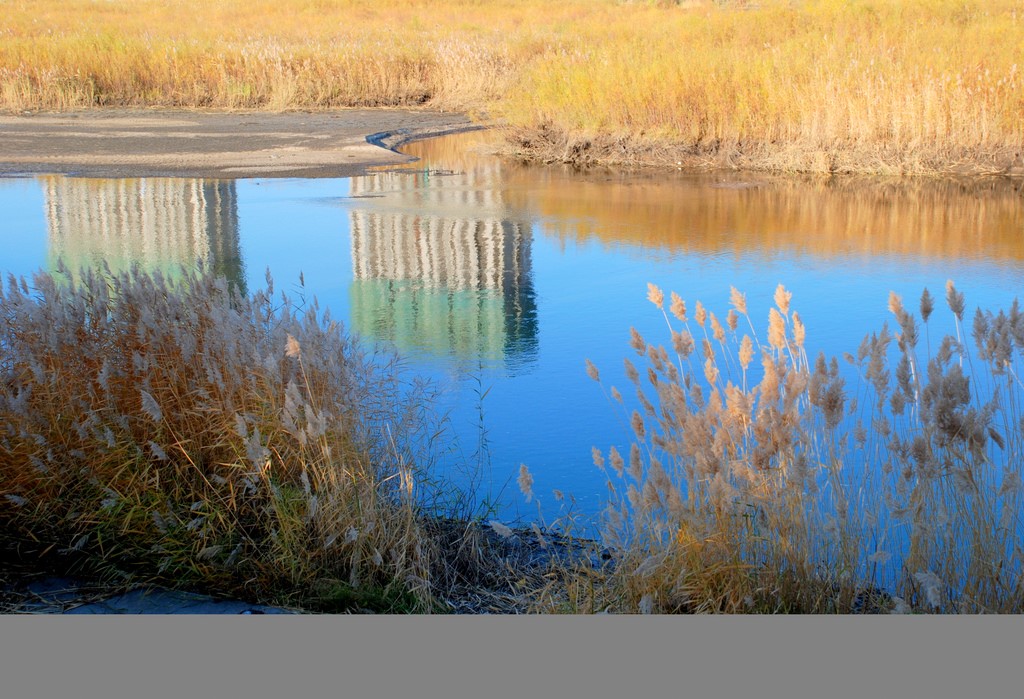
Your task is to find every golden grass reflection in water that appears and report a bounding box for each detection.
[404,130,1024,265]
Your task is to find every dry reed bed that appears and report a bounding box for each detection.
[561,281,1024,613]
[4,265,1023,612]
[0,0,538,111]
[2,1,1022,175]
[0,263,512,611]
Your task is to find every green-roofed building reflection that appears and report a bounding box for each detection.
[348,166,537,372]
[43,177,245,293]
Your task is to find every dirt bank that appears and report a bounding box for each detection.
[0,109,483,178]
[498,123,1024,179]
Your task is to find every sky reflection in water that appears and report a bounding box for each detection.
[1,132,1023,536]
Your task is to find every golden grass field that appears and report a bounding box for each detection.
[2,0,1022,174]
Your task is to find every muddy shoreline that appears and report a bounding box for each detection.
[498,124,1024,179]
[3,109,1021,181]
[0,108,485,179]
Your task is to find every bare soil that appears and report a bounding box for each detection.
[0,108,484,178]
[499,123,1024,178]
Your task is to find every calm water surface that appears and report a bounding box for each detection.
[2,131,1023,531]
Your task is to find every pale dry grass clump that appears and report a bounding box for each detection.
[0,263,467,611]
[584,282,1024,613]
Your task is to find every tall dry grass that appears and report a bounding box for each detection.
[578,281,1024,613]
[501,0,1024,174]
[0,0,545,112]
[0,262,476,611]
[2,1,1021,174]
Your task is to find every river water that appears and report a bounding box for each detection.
[2,130,1023,534]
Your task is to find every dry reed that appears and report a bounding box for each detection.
[500,0,1024,175]
[0,262,481,611]
[581,282,1024,613]
[6,262,1020,612]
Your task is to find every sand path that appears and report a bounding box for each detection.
[0,108,482,178]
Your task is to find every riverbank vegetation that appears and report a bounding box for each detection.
[4,267,1023,613]
[555,282,1024,613]
[0,264,575,613]
[2,0,1022,175]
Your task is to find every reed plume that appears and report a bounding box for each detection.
[584,281,1024,613]
[0,263,477,612]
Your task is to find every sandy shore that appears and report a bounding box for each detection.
[0,109,482,178]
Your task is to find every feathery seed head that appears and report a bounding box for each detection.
[792,312,805,348]
[739,335,754,370]
[971,308,989,358]
[701,338,714,361]
[768,308,786,350]
[998,469,1021,497]
[888,291,904,317]
[148,441,169,461]
[628,443,643,482]
[945,279,965,320]
[624,357,640,384]
[517,464,534,503]
[900,312,918,350]
[140,389,162,423]
[669,292,687,322]
[609,446,625,477]
[672,329,694,358]
[695,301,707,328]
[774,284,792,315]
[631,410,646,439]
[726,308,739,333]
[890,389,907,415]
[710,312,725,343]
[896,354,913,396]
[920,288,934,323]
[647,282,665,310]
[285,334,302,359]
[487,519,516,540]
[647,344,666,373]
[729,286,747,315]
[703,357,719,386]
[914,571,944,610]
[630,326,647,355]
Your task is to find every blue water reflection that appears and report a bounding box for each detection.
[2,136,1023,539]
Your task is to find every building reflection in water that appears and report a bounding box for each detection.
[43,177,245,294]
[347,163,538,372]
